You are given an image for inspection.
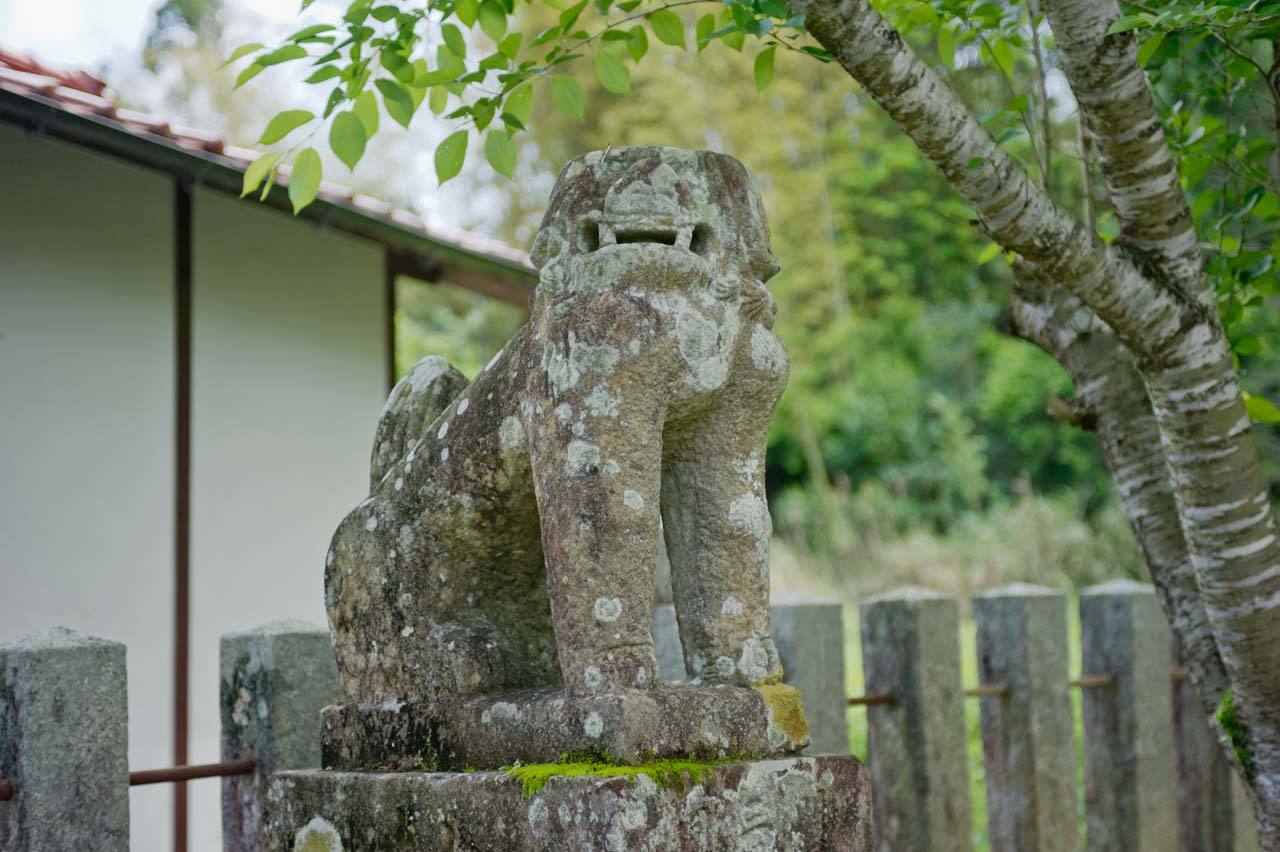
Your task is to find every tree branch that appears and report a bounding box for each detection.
[789,0,1196,365]
[1039,0,1206,303]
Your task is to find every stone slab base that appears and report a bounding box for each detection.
[266,756,871,851]
[322,684,810,772]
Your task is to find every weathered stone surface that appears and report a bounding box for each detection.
[1079,579,1177,852]
[221,621,342,852]
[321,683,808,772]
[265,756,871,851]
[325,146,790,710]
[0,627,130,851]
[860,587,972,852]
[972,584,1077,852]
[655,600,850,755]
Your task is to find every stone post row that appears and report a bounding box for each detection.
[860,587,972,852]
[972,583,1078,852]
[220,621,340,852]
[0,628,130,851]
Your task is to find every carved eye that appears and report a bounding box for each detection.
[690,224,716,258]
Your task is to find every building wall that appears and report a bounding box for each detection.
[187,189,385,850]
[0,124,178,845]
[0,126,387,851]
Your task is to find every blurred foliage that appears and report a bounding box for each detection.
[396,276,527,377]
[146,0,1280,585]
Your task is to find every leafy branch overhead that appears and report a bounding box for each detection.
[228,0,821,203]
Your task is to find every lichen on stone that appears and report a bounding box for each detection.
[505,756,727,798]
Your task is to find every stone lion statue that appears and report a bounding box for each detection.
[325,146,789,704]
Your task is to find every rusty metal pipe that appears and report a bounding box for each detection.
[1069,674,1114,689]
[129,756,255,787]
[847,692,896,707]
[964,683,1008,698]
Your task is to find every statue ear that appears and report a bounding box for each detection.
[530,227,564,270]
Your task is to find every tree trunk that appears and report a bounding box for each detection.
[790,0,1280,836]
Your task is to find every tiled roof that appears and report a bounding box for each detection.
[0,48,534,286]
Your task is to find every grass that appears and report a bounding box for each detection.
[842,593,1087,851]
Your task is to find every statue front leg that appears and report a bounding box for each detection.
[528,311,668,694]
[662,349,787,687]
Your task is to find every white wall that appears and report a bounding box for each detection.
[187,189,385,850]
[0,124,178,845]
[0,126,387,851]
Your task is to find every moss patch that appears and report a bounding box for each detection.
[505,757,727,797]
[1217,689,1256,782]
[755,683,810,746]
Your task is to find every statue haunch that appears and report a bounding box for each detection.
[326,147,790,702]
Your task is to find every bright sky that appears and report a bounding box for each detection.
[0,0,310,68]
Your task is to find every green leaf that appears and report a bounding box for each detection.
[506,84,533,125]
[370,5,398,21]
[627,27,648,62]
[234,62,265,90]
[649,9,685,48]
[551,76,584,119]
[353,90,380,137]
[1105,14,1146,35]
[377,79,417,127]
[1245,392,1280,424]
[695,14,715,51]
[241,151,282,197]
[484,130,517,177]
[1136,31,1164,67]
[305,65,341,83]
[479,0,508,41]
[288,24,333,41]
[499,33,523,59]
[560,0,589,32]
[595,50,630,94]
[223,42,264,67]
[330,110,368,170]
[429,86,448,114]
[442,23,467,59]
[753,45,775,92]
[455,0,479,26]
[938,26,957,67]
[435,129,469,183]
[258,44,308,66]
[289,147,322,213]
[977,242,1002,265]
[258,109,315,145]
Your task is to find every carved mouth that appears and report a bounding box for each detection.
[584,219,715,258]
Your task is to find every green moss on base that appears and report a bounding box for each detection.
[505,756,728,797]
[1217,689,1256,782]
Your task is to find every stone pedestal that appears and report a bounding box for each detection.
[321,683,810,771]
[265,755,871,851]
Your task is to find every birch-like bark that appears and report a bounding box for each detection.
[789,0,1280,831]
[1009,268,1229,721]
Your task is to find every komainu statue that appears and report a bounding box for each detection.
[268,149,873,852]
[322,146,807,769]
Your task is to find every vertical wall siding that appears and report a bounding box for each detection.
[0,123,177,849]
[189,188,384,849]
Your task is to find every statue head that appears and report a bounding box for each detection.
[530,147,779,326]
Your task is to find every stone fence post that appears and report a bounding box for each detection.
[220,621,340,852]
[1079,580,1177,852]
[0,627,130,851]
[1171,634,1233,852]
[860,587,971,852]
[972,584,1078,852]
[652,597,849,755]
